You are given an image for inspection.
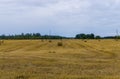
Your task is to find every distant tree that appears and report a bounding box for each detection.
[75,33,95,39]
[0,35,6,39]
[75,33,86,39]
[86,33,94,39]
[95,36,101,39]
[90,33,95,39]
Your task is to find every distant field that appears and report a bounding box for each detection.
[0,39,120,79]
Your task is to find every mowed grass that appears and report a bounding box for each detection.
[0,39,120,79]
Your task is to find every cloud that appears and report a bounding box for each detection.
[0,0,120,36]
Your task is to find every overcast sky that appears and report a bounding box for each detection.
[0,0,120,37]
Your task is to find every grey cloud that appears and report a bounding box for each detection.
[0,0,120,36]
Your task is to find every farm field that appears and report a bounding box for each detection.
[0,39,120,79]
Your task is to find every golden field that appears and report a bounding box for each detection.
[0,39,120,79]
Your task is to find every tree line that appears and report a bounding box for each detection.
[0,33,119,39]
[75,33,101,39]
[0,33,65,40]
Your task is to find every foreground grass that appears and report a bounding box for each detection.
[0,39,120,79]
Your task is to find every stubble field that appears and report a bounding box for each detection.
[0,39,120,79]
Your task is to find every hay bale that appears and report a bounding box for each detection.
[57,42,63,46]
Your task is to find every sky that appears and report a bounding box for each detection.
[0,0,120,37]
